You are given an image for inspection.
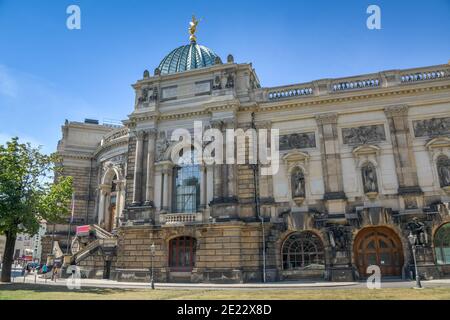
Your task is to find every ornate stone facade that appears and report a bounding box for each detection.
[42,32,450,282]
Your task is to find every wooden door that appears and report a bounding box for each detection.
[354,227,403,277]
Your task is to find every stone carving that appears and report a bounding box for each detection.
[437,156,450,187]
[213,75,222,90]
[413,117,450,138]
[149,87,158,102]
[342,125,386,145]
[407,217,428,245]
[291,168,305,198]
[227,54,234,63]
[143,70,150,78]
[156,132,172,162]
[404,196,418,209]
[138,87,149,103]
[225,73,234,88]
[279,132,316,150]
[214,56,222,65]
[361,163,378,193]
[328,225,348,251]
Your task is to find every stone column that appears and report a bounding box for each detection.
[115,181,125,228]
[132,130,145,205]
[97,189,106,225]
[384,105,422,201]
[145,129,157,206]
[211,121,224,201]
[316,113,346,214]
[200,166,207,209]
[161,168,171,211]
[256,121,274,203]
[225,119,237,199]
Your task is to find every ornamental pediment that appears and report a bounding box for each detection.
[426,136,450,150]
[352,144,381,156]
[282,150,310,163]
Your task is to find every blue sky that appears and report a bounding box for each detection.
[0,0,449,154]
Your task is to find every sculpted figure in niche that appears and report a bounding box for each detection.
[437,156,450,187]
[291,168,306,198]
[362,163,378,193]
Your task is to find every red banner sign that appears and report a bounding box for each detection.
[76,225,90,235]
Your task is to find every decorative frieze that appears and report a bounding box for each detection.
[413,117,450,138]
[342,124,386,145]
[279,132,316,150]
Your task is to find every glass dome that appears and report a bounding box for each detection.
[157,42,219,75]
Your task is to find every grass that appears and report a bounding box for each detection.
[1,284,450,300]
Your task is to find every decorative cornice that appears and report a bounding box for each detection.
[251,83,450,113]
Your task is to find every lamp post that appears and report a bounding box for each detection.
[150,242,155,290]
[408,232,422,289]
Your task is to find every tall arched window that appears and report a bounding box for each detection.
[169,236,196,271]
[172,148,201,213]
[437,155,450,188]
[434,223,450,265]
[282,232,324,270]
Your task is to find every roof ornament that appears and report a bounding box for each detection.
[189,15,200,43]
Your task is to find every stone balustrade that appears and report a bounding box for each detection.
[161,212,203,225]
[268,86,314,100]
[258,64,449,103]
[101,127,129,146]
[332,78,380,92]
[401,69,448,83]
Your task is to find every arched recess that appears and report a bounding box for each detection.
[434,222,450,265]
[353,226,404,277]
[281,231,325,270]
[98,163,125,231]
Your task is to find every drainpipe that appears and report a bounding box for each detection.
[251,112,266,283]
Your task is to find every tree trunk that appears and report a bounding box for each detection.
[1,231,17,283]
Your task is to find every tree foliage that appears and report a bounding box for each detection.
[0,137,73,282]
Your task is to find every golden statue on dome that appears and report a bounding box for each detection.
[189,15,200,43]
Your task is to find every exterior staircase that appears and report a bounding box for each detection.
[70,224,117,264]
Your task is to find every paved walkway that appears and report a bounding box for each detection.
[11,273,450,290]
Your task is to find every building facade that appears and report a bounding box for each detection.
[43,24,450,283]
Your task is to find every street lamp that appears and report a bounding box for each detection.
[408,232,422,289]
[150,242,155,290]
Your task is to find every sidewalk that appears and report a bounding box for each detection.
[14,273,450,290]
[17,273,358,289]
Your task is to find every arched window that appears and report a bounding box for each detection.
[361,162,378,193]
[282,232,324,270]
[437,155,450,188]
[172,148,200,213]
[169,236,196,271]
[291,167,306,198]
[434,223,450,265]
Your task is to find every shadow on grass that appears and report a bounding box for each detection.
[0,283,133,295]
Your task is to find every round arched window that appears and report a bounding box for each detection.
[282,231,325,270]
[434,223,450,265]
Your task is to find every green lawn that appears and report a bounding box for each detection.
[1,284,450,300]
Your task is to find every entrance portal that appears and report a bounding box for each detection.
[354,226,403,277]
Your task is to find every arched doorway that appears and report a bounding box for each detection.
[354,226,404,277]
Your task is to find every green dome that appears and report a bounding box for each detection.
[157,42,219,75]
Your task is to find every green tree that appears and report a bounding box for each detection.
[0,137,73,282]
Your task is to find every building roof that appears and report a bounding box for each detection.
[157,42,219,75]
